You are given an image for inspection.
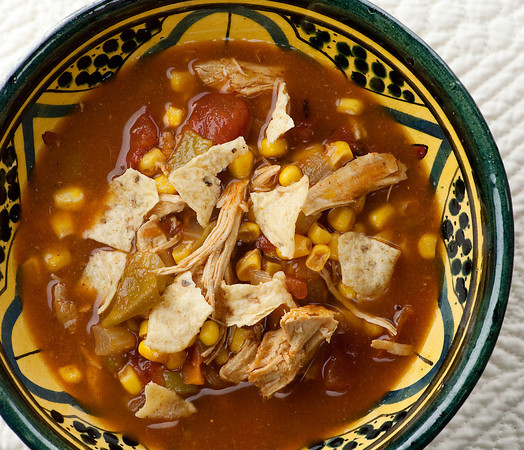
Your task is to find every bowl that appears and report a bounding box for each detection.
[0,0,513,448]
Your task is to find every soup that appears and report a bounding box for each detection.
[15,40,440,449]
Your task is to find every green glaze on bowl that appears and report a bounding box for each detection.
[0,0,513,449]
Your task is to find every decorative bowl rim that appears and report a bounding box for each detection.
[0,0,513,449]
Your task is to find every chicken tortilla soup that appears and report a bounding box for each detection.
[15,40,441,449]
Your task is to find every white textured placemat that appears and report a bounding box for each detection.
[0,0,521,449]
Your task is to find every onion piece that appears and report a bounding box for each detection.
[92,325,136,356]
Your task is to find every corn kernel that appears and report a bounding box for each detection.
[259,137,288,158]
[53,186,85,212]
[236,249,262,282]
[328,233,339,261]
[418,232,438,260]
[155,175,176,194]
[169,70,195,93]
[163,106,185,128]
[138,340,167,364]
[279,165,303,186]
[374,230,394,244]
[172,241,194,264]
[369,203,395,230]
[230,328,250,353]
[58,364,83,384]
[325,141,354,169]
[22,256,42,282]
[263,260,282,276]
[276,234,312,259]
[138,320,149,338]
[43,247,72,272]
[166,351,186,370]
[200,320,220,347]
[290,143,323,162]
[337,280,356,300]
[215,348,229,366]
[296,211,321,235]
[337,98,365,115]
[238,221,260,243]
[118,365,142,395]
[138,147,165,175]
[341,309,363,330]
[228,150,255,179]
[363,321,385,338]
[328,207,356,232]
[305,244,331,271]
[353,222,366,233]
[307,222,332,245]
[50,211,74,239]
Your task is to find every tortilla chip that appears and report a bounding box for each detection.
[135,382,196,419]
[222,272,295,327]
[250,175,309,259]
[338,232,400,299]
[169,136,248,227]
[83,169,159,251]
[265,82,294,144]
[144,272,213,353]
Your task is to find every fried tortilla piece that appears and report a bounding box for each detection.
[250,175,309,259]
[79,249,128,314]
[219,328,260,383]
[193,58,283,96]
[265,81,294,143]
[135,382,196,419]
[221,272,295,327]
[168,136,248,227]
[338,232,400,299]
[302,153,407,216]
[144,272,213,354]
[248,305,338,397]
[83,168,159,251]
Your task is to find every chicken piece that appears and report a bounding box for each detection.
[156,180,249,276]
[135,382,196,419]
[302,153,407,216]
[168,136,249,227]
[193,58,283,97]
[219,328,260,383]
[250,175,309,259]
[148,194,185,219]
[248,305,338,397]
[52,279,78,331]
[136,219,167,252]
[371,339,413,356]
[265,81,294,143]
[251,164,280,192]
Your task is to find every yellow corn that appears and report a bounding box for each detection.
[290,143,323,162]
[369,203,395,230]
[305,244,331,271]
[118,365,142,395]
[263,260,282,276]
[50,211,74,239]
[353,222,366,233]
[172,241,194,264]
[138,340,167,364]
[259,137,288,158]
[53,186,85,212]
[58,364,83,384]
[307,222,332,245]
[236,249,262,282]
[43,247,72,272]
[155,175,176,194]
[199,320,220,347]
[341,309,363,330]
[228,150,255,179]
[374,230,394,244]
[138,320,149,339]
[169,71,195,93]
[328,207,356,232]
[418,232,438,260]
[279,165,303,186]
[337,98,365,115]
[166,351,186,370]
[276,234,312,259]
[238,221,260,243]
[328,233,340,261]
[215,348,229,366]
[337,280,356,300]
[363,321,385,338]
[230,328,250,353]
[163,106,185,128]
[325,141,354,169]
[138,148,165,175]
[22,256,42,281]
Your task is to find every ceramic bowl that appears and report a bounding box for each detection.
[0,0,513,449]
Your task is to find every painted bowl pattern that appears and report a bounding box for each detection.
[0,0,512,449]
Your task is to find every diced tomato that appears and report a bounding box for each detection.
[255,234,276,255]
[182,346,205,386]
[126,112,159,168]
[412,144,428,159]
[128,350,165,387]
[185,93,250,145]
[285,275,308,300]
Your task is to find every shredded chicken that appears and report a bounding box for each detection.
[251,164,281,192]
[371,339,413,356]
[148,194,185,219]
[219,328,260,383]
[136,219,167,252]
[248,305,338,397]
[193,58,283,96]
[302,153,407,216]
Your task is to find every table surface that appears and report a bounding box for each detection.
[0,0,522,449]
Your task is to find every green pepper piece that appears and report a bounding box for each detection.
[166,130,212,171]
[163,371,199,395]
[101,252,169,328]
